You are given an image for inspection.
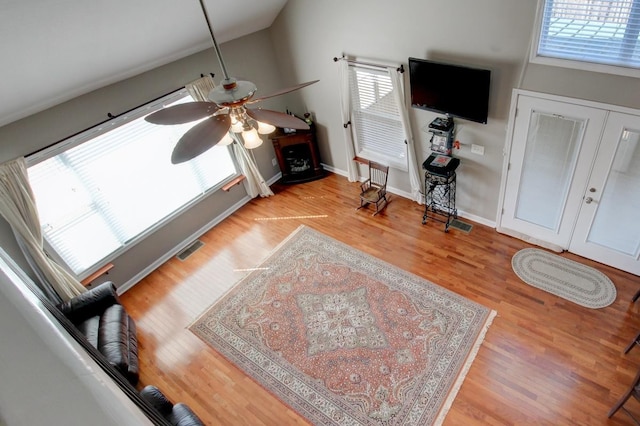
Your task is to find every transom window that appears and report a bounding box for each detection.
[533,0,640,76]
[348,64,407,171]
[27,89,238,278]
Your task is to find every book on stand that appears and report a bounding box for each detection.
[430,155,452,167]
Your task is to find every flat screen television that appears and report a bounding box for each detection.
[408,57,491,124]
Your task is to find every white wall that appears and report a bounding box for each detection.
[269,0,640,224]
[269,0,537,223]
[522,63,640,110]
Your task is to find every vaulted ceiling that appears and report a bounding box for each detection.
[0,0,287,127]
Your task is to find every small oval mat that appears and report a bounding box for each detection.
[512,248,616,309]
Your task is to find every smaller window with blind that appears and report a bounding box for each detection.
[532,0,640,76]
[27,89,239,278]
[348,63,408,171]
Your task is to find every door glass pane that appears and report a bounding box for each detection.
[515,111,584,230]
[587,129,640,256]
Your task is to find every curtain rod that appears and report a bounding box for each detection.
[333,56,404,73]
[26,72,216,158]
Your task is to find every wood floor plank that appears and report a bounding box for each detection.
[120,172,640,425]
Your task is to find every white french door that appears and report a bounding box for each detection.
[569,112,640,275]
[500,95,607,248]
[499,91,640,275]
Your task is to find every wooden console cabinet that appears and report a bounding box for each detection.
[270,126,325,184]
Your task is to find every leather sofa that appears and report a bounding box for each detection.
[58,281,139,385]
[140,385,205,426]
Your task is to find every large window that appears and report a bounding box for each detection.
[533,0,640,76]
[27,89,238,278]
[348,64,407,170]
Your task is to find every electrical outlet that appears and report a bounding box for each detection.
[471,144,485,155]
[272,157,278,167]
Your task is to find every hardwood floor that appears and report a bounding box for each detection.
[120,172,640,425]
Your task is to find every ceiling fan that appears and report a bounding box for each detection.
[145,0,318,164]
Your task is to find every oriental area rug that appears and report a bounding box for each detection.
[190,226,496,425]
[512,248,616,309]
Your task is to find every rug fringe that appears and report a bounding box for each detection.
[433,309,498,425]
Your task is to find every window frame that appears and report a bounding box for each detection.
[347,63,408,171]
[26,89,241,281]
[530,0,640,78]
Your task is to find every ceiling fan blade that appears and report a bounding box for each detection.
[246,108,310,130]
[171,114,231,164]
[145,102,219,125]
[248,80,319,104]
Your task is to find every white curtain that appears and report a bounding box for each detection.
[389,68,423,203]
[185,75,216,102]
[0,158,85,302]
[185,75,273,198]
[338,60,358,182]
[231,133,274,197]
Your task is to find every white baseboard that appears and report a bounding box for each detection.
[321,163,496,228]
[321,163,414,201]
[455,211,496,228]
[118,173,284,294]
[268,172,283,185]
[321,163,346,177]
[118,195,252,294]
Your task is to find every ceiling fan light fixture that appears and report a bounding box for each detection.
[218,133,234,146]
[152,0,318,164]
[257,121,276,135]
[230,119,244,133]
[242,128,263,149]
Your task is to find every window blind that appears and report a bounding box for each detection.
[348,64,407,170]
[537,0,640,68]
[27,92,237,276]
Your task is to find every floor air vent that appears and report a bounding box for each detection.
[449,219,473,233]
[176,240,204,261]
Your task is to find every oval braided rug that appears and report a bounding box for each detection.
[512,248,616,309]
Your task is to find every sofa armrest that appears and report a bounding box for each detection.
[58,281,120,324]
[140,385,173,416]
[170,403,204,426]
[140,386,204,426]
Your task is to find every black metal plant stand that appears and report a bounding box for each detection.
[422,155,460,232]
